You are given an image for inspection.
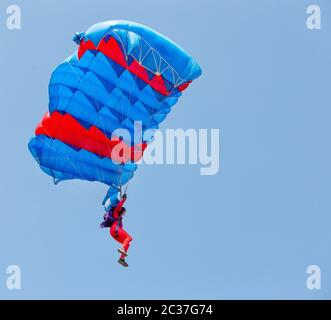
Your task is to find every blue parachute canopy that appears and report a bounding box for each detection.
[28,20,201,205]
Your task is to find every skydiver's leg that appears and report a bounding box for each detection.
[122,231,132,253]
[110,225,124,244]
[110,228,129,267]
[116,229,132,259]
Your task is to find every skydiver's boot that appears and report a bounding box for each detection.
[118,248,128,257]
[118,258,129,267]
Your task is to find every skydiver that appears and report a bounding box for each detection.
[101,193,132,267]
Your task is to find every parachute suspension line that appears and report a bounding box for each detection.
[124,180,130,195]
[119,184,122,198]
[126,34,186,87]
[119,162,125,189]
[114,162,125,198]
[114,162,121,188]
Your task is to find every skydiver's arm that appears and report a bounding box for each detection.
[113,195,127,218]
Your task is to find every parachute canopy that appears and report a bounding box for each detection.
[28,20,201,206]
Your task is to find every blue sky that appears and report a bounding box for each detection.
[0,0,330,299]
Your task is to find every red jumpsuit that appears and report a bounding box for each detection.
[110,197,132,259]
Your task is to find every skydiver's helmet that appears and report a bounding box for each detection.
[100,211,115,229]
